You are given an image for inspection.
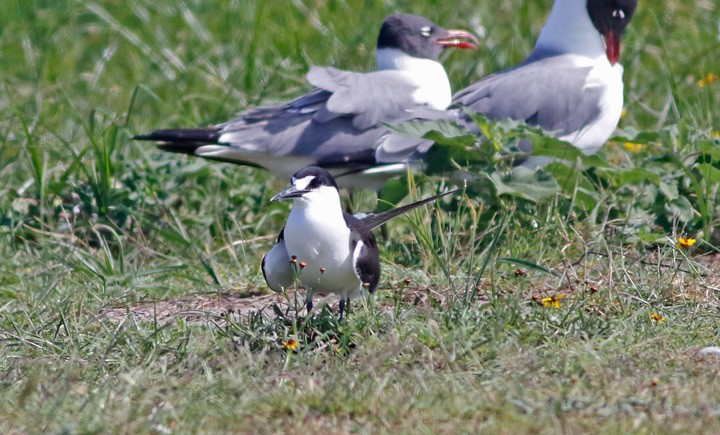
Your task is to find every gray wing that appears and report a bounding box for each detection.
[202,67,425,174]
[307,66,419,130]
[139,64,427,179]
[343,214,380,294]
[224,88,331,124]
[219,66,420,131]
[452,55,603,137]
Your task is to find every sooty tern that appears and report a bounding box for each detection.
[265,166,457,318]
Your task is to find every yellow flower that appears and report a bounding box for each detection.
[542,293,563,309]
[710,132,720,140]
[677,237,697,249]
[698,73,718,87]
[623,142,646,153]
[283,338,299,350]
[650,312,665,323]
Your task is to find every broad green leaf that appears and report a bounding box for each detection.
[483,167,559,202]
[385,119,476,148]
[385,118,486,173]
[597,167,662,186]
[526,136,610,168]
[659,181,679,200]
[636,227,668,244]
[637,183,659,208]
[545,163,599,209]
[627,206,658,227]
[425,141,488,174]
[610,126,676,145]
[664,195,695,222]
[463,107,529,134]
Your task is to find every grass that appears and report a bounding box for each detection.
[2,0,720,432]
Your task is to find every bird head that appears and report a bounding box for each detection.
[377,13,479,62]
[272,166,340,204]
[587,0,637,64]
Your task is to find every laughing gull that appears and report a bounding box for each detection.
[135,14,478,189]
[376,0,639,168]
[265,166,457,319]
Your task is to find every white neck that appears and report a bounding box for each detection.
[375,48,452,109]
[532,0,606,61]
[376,47,433,72]
[292,188,345,223]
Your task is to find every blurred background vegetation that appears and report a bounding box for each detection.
[1,0,720,431]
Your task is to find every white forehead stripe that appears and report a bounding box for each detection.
[293,175,315,190]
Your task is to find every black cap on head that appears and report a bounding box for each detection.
[587,0,638,64]
[272,166,339,201]
[377,13,478,61]
[291,166,339,190]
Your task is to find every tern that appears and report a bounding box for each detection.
[265,166,457,318]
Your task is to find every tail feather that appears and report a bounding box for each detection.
[134,127,222,155]
[359,188,460,229]
[133,128,221,143]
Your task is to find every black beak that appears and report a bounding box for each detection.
[271,185,309,201]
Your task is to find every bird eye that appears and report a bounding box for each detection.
[420,26,432,38]
[612,9,625,20]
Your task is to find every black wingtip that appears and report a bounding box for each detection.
[360,188,461,230]
[133,128,221,144]
[154,142,203,155]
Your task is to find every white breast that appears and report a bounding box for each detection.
[282,191,361,297]
[521,57,624,169]
[561,60,624,155]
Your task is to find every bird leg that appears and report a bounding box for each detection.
[338,298,346,321]
[305,289,314,316]
[344,191,355,214]
[338,298,351,321]
[379,222,389,240]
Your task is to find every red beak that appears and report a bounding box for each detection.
[435,29,479,50]
[604,30,621,65]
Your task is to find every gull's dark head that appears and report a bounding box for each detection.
[587,0,637,64]
[377,13,479,61]
[271,166,339,202]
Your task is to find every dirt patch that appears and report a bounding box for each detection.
[96,253,720,325]
[96,283,456,325]
[97,290,304,324]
